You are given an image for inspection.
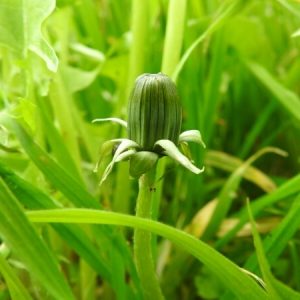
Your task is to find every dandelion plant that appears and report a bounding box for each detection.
[94,73,205,298]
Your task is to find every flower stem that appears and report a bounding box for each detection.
[134,165,164,300]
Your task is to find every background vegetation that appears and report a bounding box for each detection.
[0,0,300,299]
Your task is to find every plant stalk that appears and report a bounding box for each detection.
[134,165,164,300]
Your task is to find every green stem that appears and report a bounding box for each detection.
[134,166,164,300]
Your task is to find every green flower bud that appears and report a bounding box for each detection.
[127,73,182,151]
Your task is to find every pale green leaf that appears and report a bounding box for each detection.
[0,0,58,72]
[70,43,105,62]
[60,64,101,93]
[19,98,36,132]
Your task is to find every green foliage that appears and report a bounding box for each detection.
[1,0,300,299]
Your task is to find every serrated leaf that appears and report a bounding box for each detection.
[0,0,58,72]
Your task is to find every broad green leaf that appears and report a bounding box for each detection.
[0,178,75,300]
[60,64,101,93]
[0,0,58,72]
[0,253,32,300]
[27,208,268,300]
[247,200,300,300]
[246,60,300,122]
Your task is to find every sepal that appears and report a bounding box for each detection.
[129,151,159,178]
[92,118,127,129]
[154,139,204,174]
[179,130,206,148]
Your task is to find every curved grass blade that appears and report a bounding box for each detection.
[215,173,300,249]
[202,147,286,241]
[205,150,277,193]
[27,209,268,300]
[247,200,300,300]
[244,192,300,272]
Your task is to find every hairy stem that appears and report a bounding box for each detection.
[134,166,164,300]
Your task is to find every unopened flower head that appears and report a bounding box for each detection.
[93,73,205,184]
[127,73,182,151]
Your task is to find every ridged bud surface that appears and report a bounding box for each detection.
[127,73,182,151]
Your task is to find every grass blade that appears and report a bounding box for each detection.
[215,173,300,249]
[0,253,33,300]
[27,208,268,300]
[245,60,300,122]
[247,200,300,300]
[0,178,75,300]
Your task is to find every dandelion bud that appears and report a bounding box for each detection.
[127,73,182,151]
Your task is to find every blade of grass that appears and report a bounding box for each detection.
[0,178,75,300]
[244,192,300,272]
[205,150,277,193]
[12,120,101,209]
[245,60,300,122]
[11,121,140,296]
[36,96,83,183]
[215,173,300,249]
[172,0,248,81]
[247,199,300,300]
[0,253,33,300]
[202,147,286,241]
[27,208,268,300]
[238,100,278,159]
[1,159,110,283]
